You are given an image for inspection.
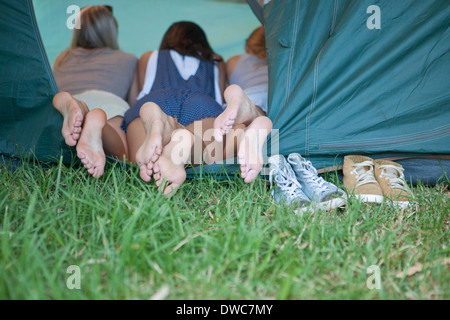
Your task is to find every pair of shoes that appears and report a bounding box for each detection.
[268,153,347,214]
[343,155,414,208]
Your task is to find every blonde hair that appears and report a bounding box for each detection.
[246,26,266,60]
[70,5,119,50]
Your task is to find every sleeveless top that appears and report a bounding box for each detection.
[122,50,223,129]
[229,54,268,90]
[152,50,217,98]
[138,50,222,106]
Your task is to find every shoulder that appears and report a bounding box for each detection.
[213,53,224,63]
[139,50,155,69]
[140,50,155,61]
[226,55,241,65]
[115,50,138,65]
[53,49,72,69]
[226,55,242,75]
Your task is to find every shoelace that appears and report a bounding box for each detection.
[269,166,304,201]
[296,160,330,194]
[351,161,378,187]
[378,164,409,192]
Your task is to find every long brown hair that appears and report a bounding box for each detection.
[70,5,119,50]
[159,21,217,62]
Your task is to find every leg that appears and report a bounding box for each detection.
[52,92,89,146]
[126,118,146,163]
[203,123,246,165]
[185,118,216,165]
[237,116,272,183]
[131,102,178,182]
[102,116,129,161]
[153,128,194,196]
[76,108,107,178]
[214,84,265,142]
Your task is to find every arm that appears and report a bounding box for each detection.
[52,50,71,71]
[126,67,139,107]
[138,51,154,92]
[214,54,228,100]
[226,55,241,82]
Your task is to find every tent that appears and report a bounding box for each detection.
[1,0,449,183]
[263,0,450,183]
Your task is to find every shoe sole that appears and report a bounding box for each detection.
[294,197,347,215]
[355,194,384,203]
[387,200,415,209]
[316,197,347,211]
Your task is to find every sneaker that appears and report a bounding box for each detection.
[268,155,310,213]
[342,155,384,203]
[287,153,347,210]
[374,159,414,208]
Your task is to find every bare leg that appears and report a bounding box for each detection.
[52,92,89,146]
[126,118,146,163]
[76,108,107,178]
[102,116,128,161]
[133,102,178,182]
[237,116,272,183]
[214,84,264,142]
[153,129,194,196]
[203,124,246,165]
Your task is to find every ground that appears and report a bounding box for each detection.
[0,159,449,299]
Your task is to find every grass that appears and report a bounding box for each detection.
[0,158,449,300]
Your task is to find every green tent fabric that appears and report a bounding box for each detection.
[0,0,72,163]
[265,0,450,169]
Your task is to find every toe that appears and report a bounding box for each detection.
[214,130,223,142]
[151,154,159,163]
[244,170,259,183]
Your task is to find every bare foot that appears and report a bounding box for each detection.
[134,102,176,182]
[153,154,187,196]
[153,129,194,196]
[53,92,87,146]
[238,116,272,183]
[76,109,107,178]
[214,84,258,142]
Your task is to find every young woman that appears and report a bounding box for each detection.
[52,5,138,176]
[122,21,227,162]
[226,26,268,114]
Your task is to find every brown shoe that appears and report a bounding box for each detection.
[374,159,413,208]
[343,155,384,203]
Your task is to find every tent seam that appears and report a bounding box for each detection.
[283,0,301,111]
[306,0,339,158]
